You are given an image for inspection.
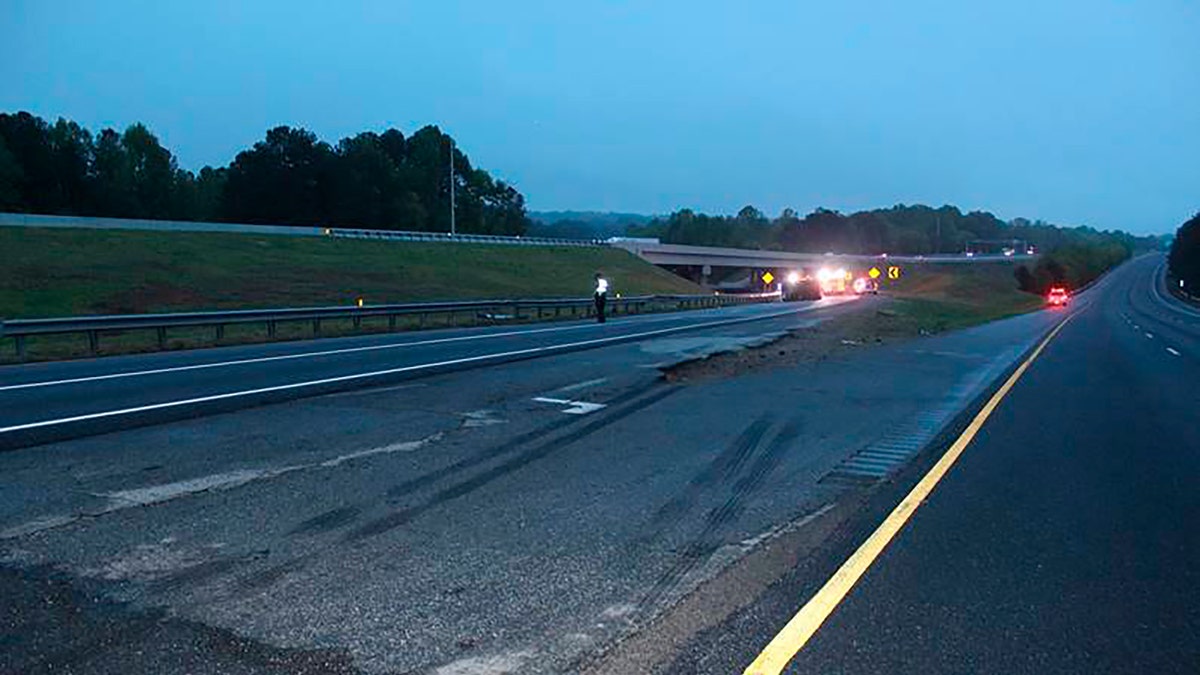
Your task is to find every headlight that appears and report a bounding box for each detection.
[786,271,801,285]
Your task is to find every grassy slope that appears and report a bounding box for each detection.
[0,227,701,319]
[885,262,1044,332]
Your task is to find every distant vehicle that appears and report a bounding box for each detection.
[1002,248,1015,257]
[816,267,853,295]
[965,251,976,257]
[853,277,879,295]
[782,270,822,301]
[1047,287,1069,306]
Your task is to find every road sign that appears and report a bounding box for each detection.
[887,266,901,280]
[761,271,775,285]
[868,267,881,279]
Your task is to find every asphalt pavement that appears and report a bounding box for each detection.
[0,298,853,450]
[671,254,1199,674]
[0,271,1110,675]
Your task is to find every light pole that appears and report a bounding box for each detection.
[449,137,456,236]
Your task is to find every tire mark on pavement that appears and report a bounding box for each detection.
[347,386,683,542]
[287,506,363,537]
[236,553,317,591]
[637,419,802,614]
[636,417,774,546]
[385,383,658,501]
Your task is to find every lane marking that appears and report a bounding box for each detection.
[0,309,740,392]
[1145,332,1154,339]
[1,433,443,539]
[317,382,427,399]
[1167,347,1181,356]
[743,314,1074,675]
[532,397,607,415]
[0,306,810,436]
[551,377,609,394]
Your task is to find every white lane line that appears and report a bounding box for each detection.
[1167,347,1181,356]
[0,306,807,435]
[531,397,607,415]
[1145,332,1154,339]
[0,313,693,392]
[317,382,427,399]
[1,433,442,539]
[551,377,609,394]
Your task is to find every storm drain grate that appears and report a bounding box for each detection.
[818,358,1006,485]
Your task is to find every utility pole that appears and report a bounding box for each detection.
[449,137,456,236]
[935,213,941,253]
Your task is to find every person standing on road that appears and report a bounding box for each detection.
[594,272,609,323]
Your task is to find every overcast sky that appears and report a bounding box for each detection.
[4,1,1196,234]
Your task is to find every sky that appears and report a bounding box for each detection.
[3,1,1197,235]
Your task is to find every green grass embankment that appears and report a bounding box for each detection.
[0,227,703,362]
[884,262,1044,333]
[0,227,700,319]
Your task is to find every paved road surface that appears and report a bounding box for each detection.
[674,254,1199,673]
[0,276,1075,674]
[0,299,851,449]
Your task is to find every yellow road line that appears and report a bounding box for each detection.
[743,314,1075,675]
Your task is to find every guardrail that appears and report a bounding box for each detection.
[327,228,602,247]
[0,212,604,248]
[0,291,782,359]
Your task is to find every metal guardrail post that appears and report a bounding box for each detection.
[156,326,167,349]
[313,319,320,336]
[217,324,226,341]
[87,330,98,355]
[15,335,25,360]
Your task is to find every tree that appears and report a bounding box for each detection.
[0,134,24,210]
[0,112,57,212]
[122,123,178,219]
[329,131,407,228]
[223,126,334,225]
[47,118,94,214]
[92,128,136,217]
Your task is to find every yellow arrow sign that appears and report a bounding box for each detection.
[762,271,775,285]
[868,267,881,279]
[887,266,901,280]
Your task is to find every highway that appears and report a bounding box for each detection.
[0,298,852,450]
[0,255,1190,674]
[670,254,1200,673]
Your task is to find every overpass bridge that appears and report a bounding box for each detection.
[606,239,1034,286]
[606,239,1032,268]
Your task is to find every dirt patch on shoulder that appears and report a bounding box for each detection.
[663,298,928,383]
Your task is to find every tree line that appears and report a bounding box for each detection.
[0,111,528,234]
[624,204,1157,293]
[627,204,1155,257]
